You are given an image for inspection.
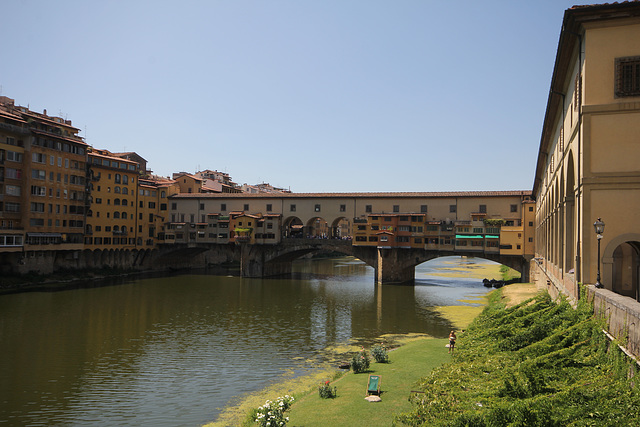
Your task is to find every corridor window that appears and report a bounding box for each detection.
[315,204,321,212]
[449,205,456,213]
[615,56,640,97]
[290,204,296,212]
[366,205,372,213]
[510,204,518,212]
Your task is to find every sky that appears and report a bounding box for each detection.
[1,0,584,193]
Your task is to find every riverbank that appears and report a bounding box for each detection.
[205,258,522,426]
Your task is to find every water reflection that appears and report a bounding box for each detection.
[0,256,494,426]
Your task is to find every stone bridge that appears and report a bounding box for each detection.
[154,238,530,285]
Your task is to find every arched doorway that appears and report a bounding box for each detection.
[612,241,640,302]
[306,217,328,238]
[331,217,351,240]
[283,216,304,238]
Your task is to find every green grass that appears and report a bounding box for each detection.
[286,338,451,427]
[395,290,640,426]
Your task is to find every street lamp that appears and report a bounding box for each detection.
[593,218,605,288]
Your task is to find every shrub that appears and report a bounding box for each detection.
[370,344,389,363]
[252,395,294,426]
[350,347,370,373]
[318,380,337,399]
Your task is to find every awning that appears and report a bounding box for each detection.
[26,233,62,238]
[485,235,499,239]
[455,235,484,239]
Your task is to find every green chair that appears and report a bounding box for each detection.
[366,375,381,396]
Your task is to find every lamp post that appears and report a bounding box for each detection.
[593,218,605,288]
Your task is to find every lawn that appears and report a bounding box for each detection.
[286,337,450,426]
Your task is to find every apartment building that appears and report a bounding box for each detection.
[0,101,28,254]
[85,149,139,249]
[137,176,179,247]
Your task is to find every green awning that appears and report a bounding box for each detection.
[485,235,499,239]
[455,235,484,239]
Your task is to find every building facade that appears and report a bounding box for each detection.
[165,191,535,259]
[533,2,640,302]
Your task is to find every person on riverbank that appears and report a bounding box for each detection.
[448,331,456,353]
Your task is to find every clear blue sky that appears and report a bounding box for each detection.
[1,0,582,193]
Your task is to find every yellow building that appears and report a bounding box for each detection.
[533,2,640,302]
[86,150,139,249]
[0,101,28,255]
[137,176,179,247]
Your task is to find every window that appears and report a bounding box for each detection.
[6,151,23,162]
[30,202,45,212]
[510,204,517,213]
[31,169,46,180]
[7,185,22,196]
[244,204,249,211]
[339,204,346,212]
[149,202,156,209]
[221,203,227,211]
[615,56,640,97]
[5,168,21,179]
[315,204,321,212]
[290,204,296,212]
[199,203,204,210]
[449,205,456,213]
[479,204,486,213]
[266,204,272,212]
[393,205,399,213]
[30,185,46,196]
[171,203,177,210]
[420,205,427,213]
[366,205,372,213]
[32,152,46,163]
[529,221,533,227]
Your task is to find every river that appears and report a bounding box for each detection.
[0,256,497,426]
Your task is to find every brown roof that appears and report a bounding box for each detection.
[170,190,531,199]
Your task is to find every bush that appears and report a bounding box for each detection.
[252,395,294,426]
[350,347,370,373]
[370,344,389,363]
[318,380,337,399]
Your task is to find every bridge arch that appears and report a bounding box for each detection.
[283,216,304,238]
[331,216,352,239]
[305,216,329,238]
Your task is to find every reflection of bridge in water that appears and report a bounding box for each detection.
[157,237,529,285]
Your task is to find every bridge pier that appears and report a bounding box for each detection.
[375,248,416,285]
[239,244,296,278]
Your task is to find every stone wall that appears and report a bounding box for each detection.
[588,286,640,362]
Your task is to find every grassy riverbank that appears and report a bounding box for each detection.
[207,259,519,426]
[226,282,640,426]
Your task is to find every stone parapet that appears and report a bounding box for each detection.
[588,286,640,362]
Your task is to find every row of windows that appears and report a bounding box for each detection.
[32,137,85,156]
[0,235,23,246]
[90,157,137,171]
[29,218,84,227]
[174,203,521,214]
